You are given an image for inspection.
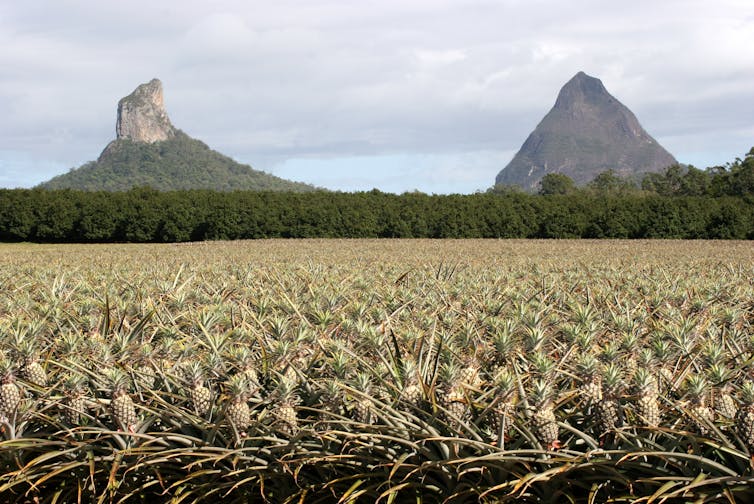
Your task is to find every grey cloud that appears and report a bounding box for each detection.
[1,0,753,191]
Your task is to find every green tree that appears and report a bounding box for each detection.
[538,173,575,195]
[588,170,636,195]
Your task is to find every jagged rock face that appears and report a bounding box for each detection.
[116,78,175,143]
[495,71,677,190]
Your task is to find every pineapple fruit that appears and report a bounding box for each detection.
[489,368,517,445]
[18,340,47,387]
[399,358,423,409]
[225,374,252,437]
[350,372,375,425]
[530,379,559,450]
[107,369,137,433]
[439,362,471,430]
[686,375,714,436]
[274,376,300,437]
[62,373,88,426]
[634,368,661,428]
[736,381,754,451]
[0,358,21,422]
[594,363,623,437]
[184,361,212,417]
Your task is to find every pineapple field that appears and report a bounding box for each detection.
[1,239,754,502]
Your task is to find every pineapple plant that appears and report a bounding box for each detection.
[708,364,736,420]
[489,368,517,444]
[459,353,483,390]
[17,340,47,388]
[0,358,21,422]
[529,351,555,379]
[317,378,345,427]
[735,381,754,451]
[106,368,137,433]
[530,379,560,450]
[228,347,260,387]
[225,373,252,437]
[634,367,661,428]
[274,376,300,437]
[438,362,470,429]
[490,322,517,369]
[652,339,678,394]
[620,331,640,380]
[594,363,623,437]
[399,358,423,409]
[328,349,350,380]
[184,361,212,417]
[62,373,88,426]
[576,353,602,404]
[349,372,375,425]
[686,375,714,436]
[132,344,157,391]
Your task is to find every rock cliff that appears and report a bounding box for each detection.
[115,78,175,143]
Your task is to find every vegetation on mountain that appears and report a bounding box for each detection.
[38,131,316,192]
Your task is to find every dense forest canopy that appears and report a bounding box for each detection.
[2,148,752,242]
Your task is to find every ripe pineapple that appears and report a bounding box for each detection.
[490,324,517,368]
[438,363,469,429]
[328,350,350,380]
[459,354,483,390]
[634,368,661,428]
[652,339,678,394]
[132,344,157,390]
[229,347,260,387]
[489,368,517,444]
[399,358,423,408]
[735,381,754,450]
[107,369,137,433]
[184,361,212,417]
[708,364,736,420]
[0,359,21,421]
[317,379,345,427]
[530,379,559,450]
[350,372,374,425]
[62,374,88,426]
[18,340,46,387]
[620,332,640,380]
[686,375,714,436]
[225,374,252,436]
[576,354,602,404]
[274,376,299,437]
[594,363,623,436]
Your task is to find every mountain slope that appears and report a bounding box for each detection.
[39,131,315,192]
[495,71,677,190]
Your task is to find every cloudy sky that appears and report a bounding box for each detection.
[1,1,753,193]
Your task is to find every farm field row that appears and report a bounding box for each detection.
[0,239,753,502]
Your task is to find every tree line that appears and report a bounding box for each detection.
[1,148,752,242]
[1,187,752,242]
[535,147,754,197]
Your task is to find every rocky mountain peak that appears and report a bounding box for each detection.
[495,71,677,190]
[115,78,175,143]
[553,71,611,110]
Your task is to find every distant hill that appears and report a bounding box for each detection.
[495,71,677,191]
[38,79,315,192]
[40,130,315,192]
